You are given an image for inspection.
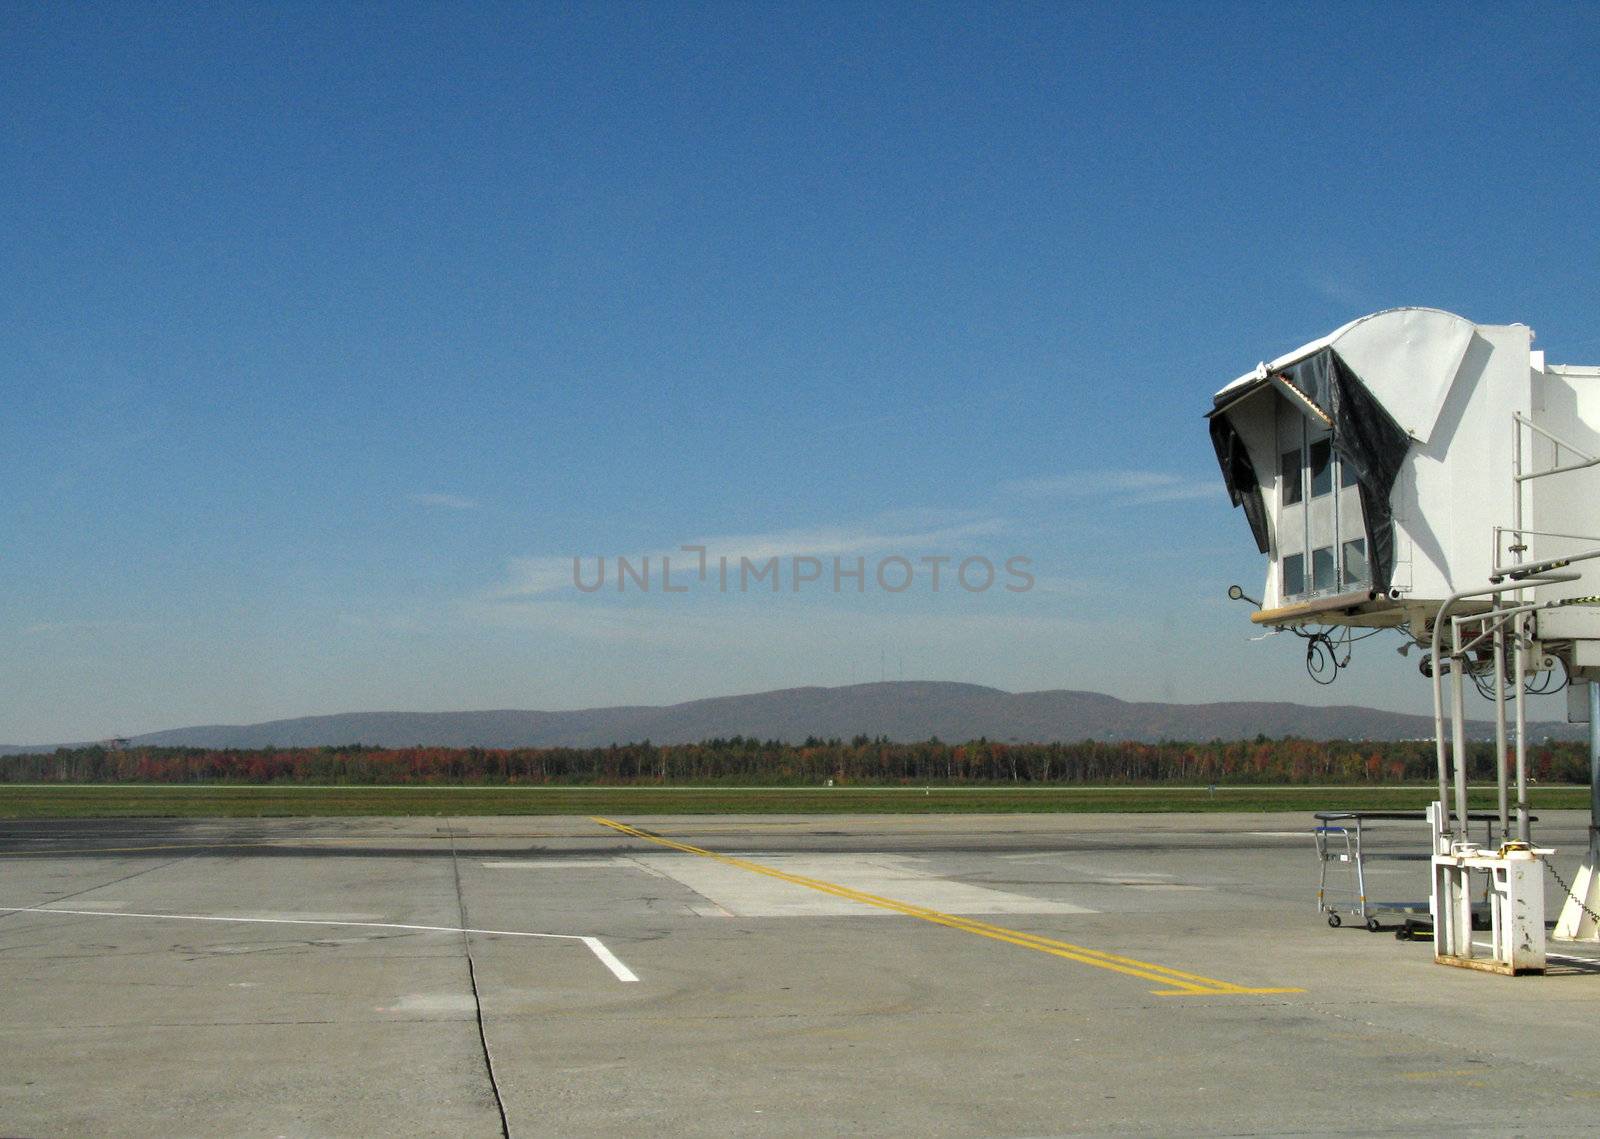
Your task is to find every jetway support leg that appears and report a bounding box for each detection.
[1433,845,1550,974]
[1552,842,1600,941]
[1554,681,1600,941]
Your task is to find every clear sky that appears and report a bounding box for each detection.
[4,3,1598,742]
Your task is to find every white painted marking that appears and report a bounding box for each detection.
[481,859,622,869]
[1547,951,1600,965]
[1471,940,1600,966]
[56,900,128,910]
[581,936,640,982]
[216,911,389,922]
[3,904,643,984]
[636,853,1095,918]
[1247,832,1315,838]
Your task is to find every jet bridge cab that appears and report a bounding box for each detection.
[1208,306,1600,974]
[1208,307,1600,642]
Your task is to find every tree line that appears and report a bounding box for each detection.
[0,736,1590,786]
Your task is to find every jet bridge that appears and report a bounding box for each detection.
[1208,307,1600,973]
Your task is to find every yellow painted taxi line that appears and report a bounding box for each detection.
[591,816,1301,997]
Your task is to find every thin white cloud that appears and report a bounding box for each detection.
[1122,481,1221,505]
[408,492,481,511]
[459,596,1088,651]
[495,556,584,599]
[1001,469,1218,505]
[685,517,1008,563]
[489,516,1012,599]
[1306,269,1372,310]
[1023,573,1095,596]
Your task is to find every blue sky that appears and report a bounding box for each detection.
[4,3,1598,741]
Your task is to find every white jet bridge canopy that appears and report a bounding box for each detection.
[1207,306,1600,637]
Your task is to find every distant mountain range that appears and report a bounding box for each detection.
[1,682,1582,755]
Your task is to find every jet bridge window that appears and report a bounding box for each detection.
[1276,398,1371,603]
[1309,439,1333,498]
[1342,538,1368,583]
[1283,553,1305,596]
[1280,449,1303,506]
[1312,546,1336,592]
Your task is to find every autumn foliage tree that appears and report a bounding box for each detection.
[0,736,1585,786]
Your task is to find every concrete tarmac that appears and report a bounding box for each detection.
[2,811,1598,1137]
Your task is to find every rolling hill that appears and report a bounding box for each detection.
[1,681,1580,754]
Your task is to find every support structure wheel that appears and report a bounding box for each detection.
[1365,916,1381,933]
[1327,913,1342,928]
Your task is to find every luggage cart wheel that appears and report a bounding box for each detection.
[1396,922,1413,941]
[1365,917,1381,933]
[1327,913,1342,928]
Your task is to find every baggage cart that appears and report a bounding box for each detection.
[1314,810,1520,937]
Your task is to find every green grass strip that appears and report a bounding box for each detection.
[0,783,1589,819]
